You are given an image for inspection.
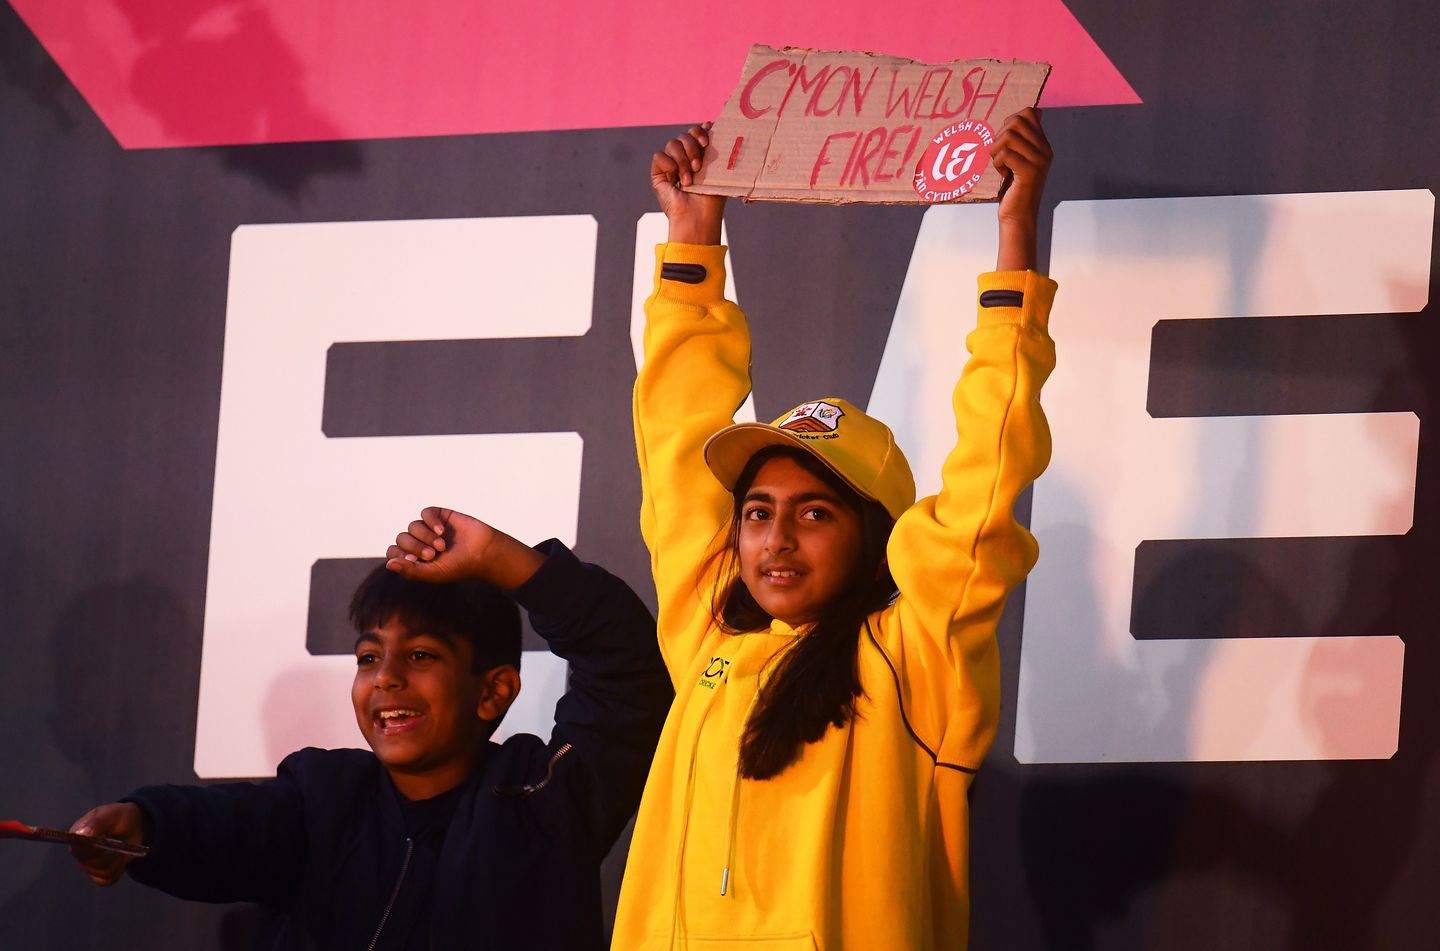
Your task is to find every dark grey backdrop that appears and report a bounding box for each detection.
[3,1,1438,948]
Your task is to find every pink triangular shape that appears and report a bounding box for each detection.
[15,0,1139,149]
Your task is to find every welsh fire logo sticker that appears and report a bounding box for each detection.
[779,401,845,433]
[913,119,995,203]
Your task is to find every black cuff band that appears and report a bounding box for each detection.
[979,289,1024,309]
[661,262,708,284]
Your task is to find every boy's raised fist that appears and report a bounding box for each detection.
[384,507,543,591]
[385,506,497,583]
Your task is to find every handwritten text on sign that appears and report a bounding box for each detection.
[689,46,1049,204]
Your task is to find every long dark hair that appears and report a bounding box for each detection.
[713,446,897,780]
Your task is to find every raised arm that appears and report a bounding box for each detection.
[509,540,669,852]
[876,109,1057,767]
[991,108,1050,273]
[634,125,752,680]
[387,508,669,853]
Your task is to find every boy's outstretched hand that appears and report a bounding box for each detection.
[989,107,1053,272]
[69,802,145,886]
[652,122,725,246]
[386,507,543,591]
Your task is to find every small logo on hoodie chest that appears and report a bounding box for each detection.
[698,656,731,689]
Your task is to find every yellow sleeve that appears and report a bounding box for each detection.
[874,269,1057,769]
[632,243,752,684]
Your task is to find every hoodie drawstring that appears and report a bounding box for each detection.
[720,769,742,895]
[720,687,760,896]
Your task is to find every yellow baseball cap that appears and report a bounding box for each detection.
[703,398,916,521]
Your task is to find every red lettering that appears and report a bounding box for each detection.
[839,131,866,186]
[780,64,830,118]
[898,126,921,174]
[912,69,949,120]
[873,124,917,182]
[727,136,745,170]
[845,126,889,186]
[897,126,923,179]
[739,60,794,119]
[885,68,916,118]
[929,69,964,119]
[933,71,969,119]
[898,125,921,177]
[963,67,1012,122]
[851,67,880,115]
[811,131,858,187]
[808,66,853,117]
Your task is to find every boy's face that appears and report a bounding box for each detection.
[351,618,493,792]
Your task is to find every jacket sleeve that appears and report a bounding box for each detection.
[121,755,309,906]
[632,243,752,682]
[875,269,1057,770]
[511,539,671,854]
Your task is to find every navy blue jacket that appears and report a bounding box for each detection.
[123,541,669,950]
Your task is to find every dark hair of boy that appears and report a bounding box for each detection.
[349,565,523,674]
[711,445,897,779]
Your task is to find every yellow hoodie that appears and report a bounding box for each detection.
[616,243,1057,951]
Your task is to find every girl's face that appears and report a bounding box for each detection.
[738,454,865,626]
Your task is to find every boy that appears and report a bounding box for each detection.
[69,507,670,950]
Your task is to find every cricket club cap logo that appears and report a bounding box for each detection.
[778,400,845,434]
[703,396,917,522]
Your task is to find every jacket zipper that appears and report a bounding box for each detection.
[366,836,414,951]
[493,742,573,797]
[521,742,572,795]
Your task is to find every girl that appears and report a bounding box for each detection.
[616,109,1056,950]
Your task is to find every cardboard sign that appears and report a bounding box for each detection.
[689,45,1050,204]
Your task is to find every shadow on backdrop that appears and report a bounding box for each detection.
[118,0,363,198]
[0,582,262,950]
[1012,185,1434,949]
